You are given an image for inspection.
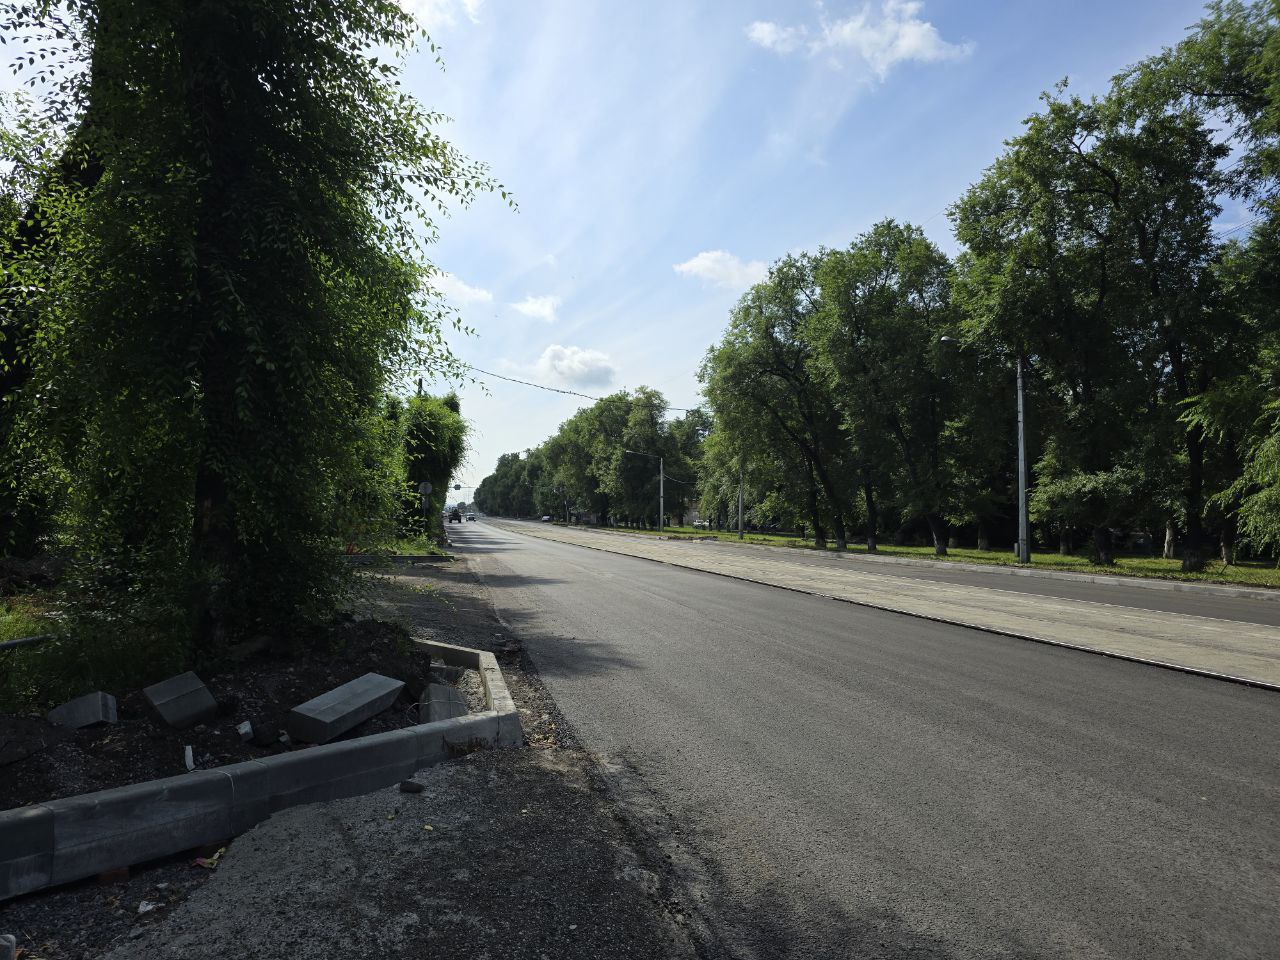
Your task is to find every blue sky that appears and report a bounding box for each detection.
[404,0,1214,492]
[1,0,1221,492]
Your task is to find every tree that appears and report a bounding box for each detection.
[2,0,501,657]
[401,393,468,543]
[701,256,855,549]
[811,220,972,555]
[952,82,1231,567]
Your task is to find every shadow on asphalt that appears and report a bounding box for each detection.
[382,561,645,682]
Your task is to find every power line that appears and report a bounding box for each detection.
[460,364,698,412]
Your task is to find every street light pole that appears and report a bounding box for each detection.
[1016,353,1031,564]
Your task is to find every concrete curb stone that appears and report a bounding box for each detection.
[0,640,522,902]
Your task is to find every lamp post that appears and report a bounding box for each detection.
[940,337,1031,564]
[623,449,664,533]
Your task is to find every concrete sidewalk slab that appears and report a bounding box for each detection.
[46,691,117,729]
[143,672,218,729]
[286,672,404,744]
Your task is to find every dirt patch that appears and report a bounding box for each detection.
[1,618,437,811]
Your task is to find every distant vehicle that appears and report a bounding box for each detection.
[541,515,552,522]
[448,509,462,523]
[466,513,476,521]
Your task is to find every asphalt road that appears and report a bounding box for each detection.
[452,520,1280,960]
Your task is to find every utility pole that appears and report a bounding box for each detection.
[659,456,664,534]
[737,462,744,540]
[1016,353,1031,564]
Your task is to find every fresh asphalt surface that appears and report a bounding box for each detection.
[453,521,1280,960]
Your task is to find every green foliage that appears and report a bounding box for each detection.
[475,388,701,527]
[400,392,468,542]
[0,0,502,674]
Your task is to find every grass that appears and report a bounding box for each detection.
[384,536,450,557]
[0,594,52,643]
[559,523,1280,589]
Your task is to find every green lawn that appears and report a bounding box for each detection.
[0,595,50,643]
[565,523,1280,589]
[386,536,450,557]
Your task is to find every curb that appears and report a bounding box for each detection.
[0,640,521,902]
[533,521,1280,603]
[492,521,1280,695]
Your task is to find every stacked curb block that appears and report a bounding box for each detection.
[0,638,521,902]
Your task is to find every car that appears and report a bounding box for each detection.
[466,513,476,521]
[541,515,552,522]
[448,509,462,523]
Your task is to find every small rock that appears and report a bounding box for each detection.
[277,732,292,749]
[129,928,145,939]
[137,900,161,915]
[236,720,253,742]
[250,720,279,747]
[183,745,195,771]
[399,780,425,794]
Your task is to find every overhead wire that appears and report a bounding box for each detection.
[459,364,698,412]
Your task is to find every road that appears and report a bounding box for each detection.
[452,520,1280,960]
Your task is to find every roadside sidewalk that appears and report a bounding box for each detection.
[3,562,700,960]
[491,519,1280,690]
[545,521,1280,602]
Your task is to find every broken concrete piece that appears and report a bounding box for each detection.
[286,673,404,744]
[47,691,118,729]
[422,682,468,722]
[142,672,218,729]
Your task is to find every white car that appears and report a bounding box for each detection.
[541,515,552,522]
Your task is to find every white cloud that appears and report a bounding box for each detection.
[401,0,483,31]
[511,294,561,323]
[746,21,805,54]
[673,250,768,290]
[433,271,493,305]
[747,1,972,79]
[536,344,616,388]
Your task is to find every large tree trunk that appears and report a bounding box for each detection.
[831,512,847,552]
[1163,521,1176,559]
[926,515,948,556]
[1092,525,1114,565]
[976,519,990,552]
[1182,428,1207,572]
[862,481,878,552]
[805,477,826,550]
[1220,513,1237,565]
